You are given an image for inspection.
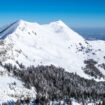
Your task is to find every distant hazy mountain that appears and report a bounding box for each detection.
[74,28,105,40]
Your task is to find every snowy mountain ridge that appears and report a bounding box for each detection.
[0,19,105,79]
[0,19,105,102]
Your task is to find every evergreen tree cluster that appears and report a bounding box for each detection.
[1,62,105,104]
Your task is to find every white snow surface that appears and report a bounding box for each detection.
[0,19,105,102]
[0,20,105,79]
[0,68,36,103]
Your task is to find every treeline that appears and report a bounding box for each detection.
[1,62,105,104]
[83,59,104,79]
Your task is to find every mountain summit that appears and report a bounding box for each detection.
[0,20,105,80]
[0,20,105,102]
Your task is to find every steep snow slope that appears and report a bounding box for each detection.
[0,20,87,78]
[0,19,105,102]
[0,66,36,102]
[0,20,105,80]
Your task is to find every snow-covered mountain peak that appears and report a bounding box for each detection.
[49,20,72,31]
[15,19,34,25]
[43,20,85,44]
[1,19,105,103]
[1,19,105,81]
[49,20,67,27]
[0,19,85,44]
[16,19,26,23]
[0,19,86,77]
[0,19,84,43]
[16,19,39,26]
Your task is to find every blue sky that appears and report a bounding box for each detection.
[0,0,105,28]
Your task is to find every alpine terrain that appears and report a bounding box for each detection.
[0,20,105,104]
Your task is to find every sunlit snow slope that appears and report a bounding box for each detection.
[0,20,105,80]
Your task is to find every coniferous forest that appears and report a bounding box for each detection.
[1,62,105,105]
